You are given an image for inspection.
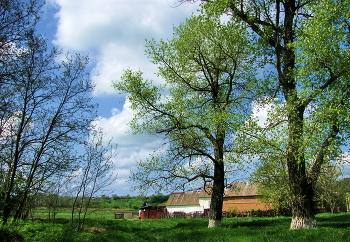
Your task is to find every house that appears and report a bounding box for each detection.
[223,182,272,212]
[165,182,272,215]
[165,191,210,214]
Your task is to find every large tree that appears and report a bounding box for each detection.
[114,16,258,227]
[192,0,350,229]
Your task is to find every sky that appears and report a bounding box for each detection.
[37,0,349,197]
[37,0,204,196]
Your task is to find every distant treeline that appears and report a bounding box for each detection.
[34,194,169,210]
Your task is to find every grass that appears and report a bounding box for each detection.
[33,208,137,220]
[2,213,350,241]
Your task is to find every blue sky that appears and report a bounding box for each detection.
[36,0,203,196]
[36,0,349,196]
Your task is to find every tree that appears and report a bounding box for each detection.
[316,164,345,214]
[114,16,258,227]
[0,34,96,224]
[192,0,350,228]
[70,129,117,231]
[0,0,41,112]
[251,159,292,215]
[0,0,98,224]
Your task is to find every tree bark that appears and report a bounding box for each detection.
[281,0,317,229]
[285,93,317,229]
[288,169,316,229]
[208,160,225,228]
[208,137,225,228]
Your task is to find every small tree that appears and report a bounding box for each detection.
[316,164,345,214]
[71,129,117,231]
[251,160,292,215]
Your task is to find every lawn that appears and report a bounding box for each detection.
[2,213,350,241]
[33,208,137,220]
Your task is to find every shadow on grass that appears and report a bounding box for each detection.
[172,220,208,229]
[223,216,291,229]
[18,214,350,242]
[317,213,350,228]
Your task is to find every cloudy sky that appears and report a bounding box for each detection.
[37,0,203,196]
[37,0,349,196]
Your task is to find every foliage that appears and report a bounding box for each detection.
[227,206,238,215]
[316,166,349,213]
[148,194,169,204]
[197,0,350,229]
[114,14,259,227]
[32,194,169,213]
[251,158,292,214]
[252,157,349,214]
[0,226,24,242]
[0,0,97,224]
[70,129,117,231]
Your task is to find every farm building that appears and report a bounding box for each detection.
[165,191,210,214]
[165,182,272,215]
[223,182,272,212]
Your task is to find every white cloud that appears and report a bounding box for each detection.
[48,0,200,195]
[92,99,162,148]
[91,99,164,194]
[251,100,273,127]
[52,0,200,96]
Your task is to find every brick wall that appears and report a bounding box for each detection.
[223,196,272,212]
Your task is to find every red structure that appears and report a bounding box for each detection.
[139,206,163,219]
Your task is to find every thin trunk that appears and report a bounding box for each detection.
[71,192,79,228]
[2,101,29,224]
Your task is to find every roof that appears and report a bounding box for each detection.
[198,182,259,198]
[165,182,260,206]
[165,191,200,206]
[198,187,212,198]
[224,182,259,197]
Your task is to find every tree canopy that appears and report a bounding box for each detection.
[194,0,350,229]
[114,15,259,227]
[0,0,99,224]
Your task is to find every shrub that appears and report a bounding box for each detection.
[227,206,238,217]
[0,226,24,242]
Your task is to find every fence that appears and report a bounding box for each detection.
[114,212,138,219]
[163,209,283,219]
[116,207,347,220]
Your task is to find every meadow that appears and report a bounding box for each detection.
[1,212,350,241]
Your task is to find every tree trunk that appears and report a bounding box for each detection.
[286,102,317,229]
[289,177,316,229]
[208,160,225,228]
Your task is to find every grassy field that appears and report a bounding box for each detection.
[2,212,350,241]
[33,208,138,220]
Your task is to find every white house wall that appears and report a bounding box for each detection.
[199,198,211,209]
[167,205,203,214]
[167,198,211,214]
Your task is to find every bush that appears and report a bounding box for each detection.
[0,226,24,242]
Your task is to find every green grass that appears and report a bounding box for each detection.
[33,208,136,220]
[2,213,350,241]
